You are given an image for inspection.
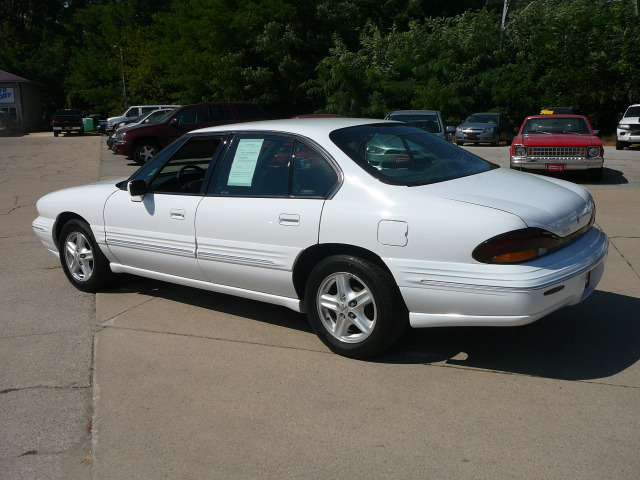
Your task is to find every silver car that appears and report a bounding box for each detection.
[455,112,513,146]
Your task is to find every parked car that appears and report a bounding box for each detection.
[510,114,604,181]
[455,112,513,146]
[112,101,267,163]
[32,118,608,359]
[107,109,174,150]
[385,110,455,141]
[616,104,640,150]
[106,105,180,133]
[0,111,15,135]
[52,109,84,137]
[540,106,575,115]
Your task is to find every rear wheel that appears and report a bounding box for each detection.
[59,219,113,292]
[456,141,464,146]
[305,255,406,359]
[53,131,58,137]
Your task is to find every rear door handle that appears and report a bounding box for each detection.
[279,213,300,226]
[170,209,186,220]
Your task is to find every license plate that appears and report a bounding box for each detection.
[547,163,565,172]
[63,127,72,130]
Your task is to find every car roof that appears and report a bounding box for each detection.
[192,118,389,139]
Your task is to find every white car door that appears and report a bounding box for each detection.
[104,136,223,280]
[195,135,340,298]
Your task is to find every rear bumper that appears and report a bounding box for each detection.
[387,227,608,328]
[53,125,83,132]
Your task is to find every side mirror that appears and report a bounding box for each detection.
[127,179,147,201]
[170,118,178,127]
[593,130,600,136]
[446,125,456,133]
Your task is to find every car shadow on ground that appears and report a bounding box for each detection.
[106,277,639,381]
[105,275,313,334]
[524,167,627,186]
[380,291,640,381]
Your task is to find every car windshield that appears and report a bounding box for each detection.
[330,124,496,186]
[522,117,591,134]
[144,110,171,124]
[624,106,640,118]
[386,114,443,134]
[466,114,498,125]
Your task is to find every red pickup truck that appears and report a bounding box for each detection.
[509,114,604,181]
[112,101,267,163]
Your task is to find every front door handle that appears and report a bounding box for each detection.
[170,209,186,220]
[279,213,300,226]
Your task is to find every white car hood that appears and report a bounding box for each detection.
[424,168,593,237]
[619,115,639,126]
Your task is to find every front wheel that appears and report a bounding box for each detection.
[133,140,159,164]
[53,131,58,137]
[305,255,406,359]
[59,219,113,292]
[615,138,626,151]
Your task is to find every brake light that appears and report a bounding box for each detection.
[473,228,559,264]
[473,212,594,264]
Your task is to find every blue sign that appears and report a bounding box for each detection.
[0,87,14,103]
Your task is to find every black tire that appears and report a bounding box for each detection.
[59,219,113,292]
[456,141,464,146]
[305,255,407,359]
[492,134,500,146]
[53,131,58,137]
[133,140,159,164]
[589,167,603,182]
[79,128,84,135]
[615,138,625,151]
[506,135,513,146]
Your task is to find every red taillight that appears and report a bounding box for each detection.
[472,228,561,264]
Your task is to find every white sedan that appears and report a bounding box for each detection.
[33,118,608,358]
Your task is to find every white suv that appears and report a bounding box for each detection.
[616,104,640,150]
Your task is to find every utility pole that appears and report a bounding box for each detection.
[502,0,516,30]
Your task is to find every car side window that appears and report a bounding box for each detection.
[174,106,204,125]
[208,104,233,122]
[292,142,339,197]
[213,136,293,197]
[145,137,222,194]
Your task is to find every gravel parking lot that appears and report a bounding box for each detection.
[1,132,639,479]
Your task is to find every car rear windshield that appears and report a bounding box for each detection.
[522,116,591,134]
[234,103,268,120]
[330,123,496,186]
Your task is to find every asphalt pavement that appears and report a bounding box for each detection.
[1,133,639,479]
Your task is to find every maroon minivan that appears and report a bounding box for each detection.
[112,101,267,163]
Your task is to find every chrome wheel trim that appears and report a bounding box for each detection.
[316,272,377,344]
[64,231,94,282]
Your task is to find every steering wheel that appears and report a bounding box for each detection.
[176,164,205,189]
